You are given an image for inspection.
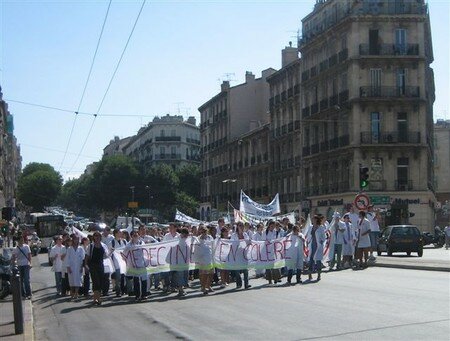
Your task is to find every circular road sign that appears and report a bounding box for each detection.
[354,194,370,210]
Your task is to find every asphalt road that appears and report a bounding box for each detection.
[31,254,450,341]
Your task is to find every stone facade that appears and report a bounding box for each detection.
[434,119,450,226]
[0,87,22,209]
[103,115,200,172]
[199,70,275,220]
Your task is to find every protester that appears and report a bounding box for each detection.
[286,225,304,285]
[230,222,251,290]
[12,234,32,299]
[356,211,371,269]
[445,225,450,250]
[367,205,380,260]
[80,237,91,297]
[111,229,127,297]
[85,231,109,305]
[162,223,180,292]
[175,228,190,297]
[61,238,71,296]
[49,235,65,296]
[196,225,214,295]
[124,230,148,301]
[66,234,85,300]
[341,213,356,268]
[329,213,344,270]
[218,226,230,287]
[265,220,281,285]
[305,215,326,281]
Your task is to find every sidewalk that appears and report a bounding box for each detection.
[0,247,36,341]
[373,246,450,272]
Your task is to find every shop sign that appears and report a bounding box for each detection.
[317,199,344,207]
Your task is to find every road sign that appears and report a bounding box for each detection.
[369,195,390,205]
[354,193,370,210]
[128,201,139,208]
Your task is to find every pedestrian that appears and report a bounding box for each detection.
[162,223,180,292]
[230,222,251,290]
[252,223,265,279]
[367,205,381,260]
[195,225,214,295]
[111,229,127,297]
[341,213,356,268]
[12,233,32,299]
[80,237,91,297]
[218,226,230,287]
[66,234,85,300]
[61,238,71,296]
[305,215,326,281]
[85,231,109,306]
[175,228,190,297]
[124,230,148,301]
[286,225,304,285]
[356,211,371,269]
[264,220,281,285]
[49,235,65,296]
[329,213,344,270]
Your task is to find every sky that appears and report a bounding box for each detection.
[1,0,449,181]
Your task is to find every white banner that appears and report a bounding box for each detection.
[175,209,206,225]
[239,190,280,217]
[234,209,296,225]
[113,236,305,276]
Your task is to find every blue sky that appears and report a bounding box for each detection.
[1,0,449,181]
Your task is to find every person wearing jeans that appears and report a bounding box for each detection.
[111,230,126,297]
[12,235,32,299]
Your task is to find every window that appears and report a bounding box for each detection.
[395,29,407,54]
[160,146,165,155]
[397,112,408,142]
[371,112,380,143]
[340,72,347,91]
[397,69,407,95]
[397,158,409,188]
[370,69,382,94]
[171,129,176,137]
[171,146,176,156]
[160,129,165,137]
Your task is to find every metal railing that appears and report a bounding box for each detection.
[360,86,420,98]
[359,43,419,56]
[361,131,421,144]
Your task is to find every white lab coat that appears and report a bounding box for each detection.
[341,221,356,256]
[305,225,327,262]
[286,233,304,270]
[357,218,371,248]
[66,246,85,287]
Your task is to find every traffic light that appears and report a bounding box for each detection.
[359,166,369,189]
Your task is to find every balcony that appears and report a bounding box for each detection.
[338,48,348,62]
[155,136,181,142]
[338,89,349,103]
[281,125,287,135]
[319,60,328,72]
[361,132,421,144]
[359,43,419,56]
[329,137,339,150]
[294,84,300,95]
[155,153,181,160]
[360,86,420,98]
[395,180,413,191]
[186,138,200,145]
[329,94,338,107]
[320,141,329,152]
[311,143,320,155]
[288,122,294,132]
[311,103,319,115]
[339,135,350,147]
[328,53,338,67]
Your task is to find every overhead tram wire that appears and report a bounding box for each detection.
[66,0,147,176]
[58,0,113,173]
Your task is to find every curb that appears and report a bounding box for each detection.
[23,299,34,341]
[373,263,450,272]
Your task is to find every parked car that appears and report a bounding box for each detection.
[378,225,423,257]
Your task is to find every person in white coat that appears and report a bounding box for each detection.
[286,225,304,285]
[341,214,356,268]
[66,234,86,300]
[252,224,265,278]
[49,235,65,295]
[305,215,327,281]
[264,220,282,285]
[329,213,345,270]
[356,211,372,269]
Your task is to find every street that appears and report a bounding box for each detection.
[30,253,450,341]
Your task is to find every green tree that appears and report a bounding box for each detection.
[175,191,199,218]
[92,155,140,212]
[176,164,201,200]
[18,163,63,211]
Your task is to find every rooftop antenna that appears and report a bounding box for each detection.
[286,30,299,47]
[174,102,184,115]
[223,73,237,83]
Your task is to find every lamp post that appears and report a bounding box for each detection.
[129,186,135,229]
[145,186,151,223]
[130,186,135,202]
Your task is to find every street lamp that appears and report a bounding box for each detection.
[222,178,237,209]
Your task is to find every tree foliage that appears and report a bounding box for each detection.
[18,163,62,211]
[176,164,201,200]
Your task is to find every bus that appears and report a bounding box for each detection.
[34,214,65,250]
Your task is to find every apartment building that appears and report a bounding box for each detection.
[104,115,200,171]
[199,70,275,220]
[297,0,435,230]
[434,119,450,226]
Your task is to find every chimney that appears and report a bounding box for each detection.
[245,71,255,83]
[187,116,196,126]
[282,45,299,67]
[221,81,230,92]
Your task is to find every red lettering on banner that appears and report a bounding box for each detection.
[274,241,284,260]
[258,243,266,261]
[243,243,252,261]
[250,243,259,261]
[121,250,134,267]
[218,242,227,262]
[283,240,292,260]
[228,243,239,261]
[265,241,275,262]
[156,246,165,266]
[176,245,188,264]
